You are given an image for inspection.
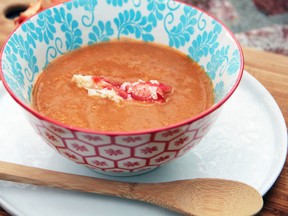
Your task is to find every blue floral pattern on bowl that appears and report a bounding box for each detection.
[1,0,242,105]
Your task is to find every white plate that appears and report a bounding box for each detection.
[0,71,287,216]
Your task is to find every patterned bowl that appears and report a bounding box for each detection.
[0,0,243,176]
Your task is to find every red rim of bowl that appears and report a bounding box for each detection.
[0,0,244,136]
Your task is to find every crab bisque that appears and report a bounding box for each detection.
[32,40,214,132]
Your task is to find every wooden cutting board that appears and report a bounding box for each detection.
[0,1,287,215]
[243,47,288,126]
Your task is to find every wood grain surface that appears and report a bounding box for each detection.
[0,0,287,215]
[242,47,288,216]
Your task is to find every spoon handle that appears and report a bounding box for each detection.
[0,161,134,197]
[0,161,181,212]
[0,161,187,214]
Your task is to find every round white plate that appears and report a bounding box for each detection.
[0,71,287,216]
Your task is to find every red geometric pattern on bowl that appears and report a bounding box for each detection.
[27,108,221,175]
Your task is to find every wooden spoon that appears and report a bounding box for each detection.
[0,161,263,216]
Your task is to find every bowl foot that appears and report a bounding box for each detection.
[88,167,158,177]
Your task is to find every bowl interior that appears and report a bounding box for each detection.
[1,0,242,109]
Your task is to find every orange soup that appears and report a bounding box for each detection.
[32,40,214,132]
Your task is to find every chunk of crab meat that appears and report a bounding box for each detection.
[121,80,173,102]
[72,75,126,103]
[72,75,172,103]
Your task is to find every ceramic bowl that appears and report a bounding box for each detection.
[0,0,243,176]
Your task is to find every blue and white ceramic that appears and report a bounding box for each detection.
[0,0,244,176]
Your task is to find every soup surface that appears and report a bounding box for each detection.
[32,40,214,132]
